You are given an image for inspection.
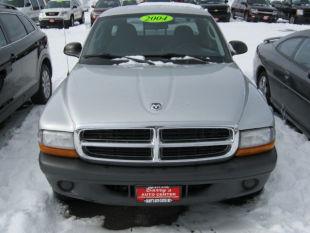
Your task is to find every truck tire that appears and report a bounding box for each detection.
[79,13,84,24]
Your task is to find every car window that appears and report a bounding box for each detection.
[37,0,45,8]
[82,14,230,63]
[18,15,35,33]
[95,0,120,8]
[47,0,70,8]
[0,0,24,7]
[0,27,6,48]
[277,38,303,58]
[0,14,27,42]
[294,39,310,69]
[30,0,40,9]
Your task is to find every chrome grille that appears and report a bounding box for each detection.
[46,12,59,16]
[76,127,238,165]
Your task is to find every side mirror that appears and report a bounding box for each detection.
[25,2,31,7]
[229,41,248,55]
[64,42,82,58]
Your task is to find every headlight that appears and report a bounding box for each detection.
[38,130,78,158]
[60,11,68,16]
[296,9,304,16]
[236,127,275,157]
[250,9,258,14]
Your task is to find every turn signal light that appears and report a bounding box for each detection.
[39,144,78,158]
[236,141,275,157]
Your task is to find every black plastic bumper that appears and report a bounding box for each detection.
[39,149,277,206]
[39,19,67,28]
[248,14,277,22]
[210,12,231,22]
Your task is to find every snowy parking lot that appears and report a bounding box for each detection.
[0,16,310,232]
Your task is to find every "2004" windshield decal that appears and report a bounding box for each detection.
[140,14,174,23]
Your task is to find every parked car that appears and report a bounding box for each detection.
[39,0,84,28]
[254,30,310,138]
[198,0,231,22]
[231,0,278,22]
[90,0,120,25]
[271,0,310,24]
[0,0,46,22]
[39,3,277,206]
[0,3,52,123]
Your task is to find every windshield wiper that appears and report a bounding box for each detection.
[145,54,209,63]
[83,54,155,65]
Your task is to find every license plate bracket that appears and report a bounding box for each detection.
[136,186,181,204]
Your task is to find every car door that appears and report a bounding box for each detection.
[0,21,17,111]
[17,14,40,92]
[0,13,34,102]
[267,37,303,111]
[284,38,310,133]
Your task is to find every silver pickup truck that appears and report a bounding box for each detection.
[39,3,277,206]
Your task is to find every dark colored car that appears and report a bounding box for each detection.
[198,0,231,22]
[271,0,310,24]
[90,0,121,25]
[0,4,52,123]
[231,0,278,22]
[254,30,310,138]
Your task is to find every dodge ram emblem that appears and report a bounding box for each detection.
[151,103,162,111]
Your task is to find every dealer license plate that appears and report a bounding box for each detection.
[136,186,181,204]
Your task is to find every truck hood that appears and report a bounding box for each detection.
[63,63,248,128]
[42,8,69,13]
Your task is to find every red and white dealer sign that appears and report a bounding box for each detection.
[136,186,181,203]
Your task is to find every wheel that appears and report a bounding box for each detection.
[289,15,296,24]
[244,12,250,22]
[257,70,271,104]
[79,13,84,24]
[232,10,236,19]
[223,189,264,205]
[31,64,52,105]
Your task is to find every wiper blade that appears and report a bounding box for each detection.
[83,54,155,65]
[122,56,155,65]
[146,54,209,63]
[83,53,120,59]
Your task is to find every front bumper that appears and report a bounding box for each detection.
[248,13,277,22]
[39,17,69,27]
[40,149,277,206]
[295,15,310,24]
[209,12,231,22]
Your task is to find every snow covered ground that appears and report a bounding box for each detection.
[0,15,310,233]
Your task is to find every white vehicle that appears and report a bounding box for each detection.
[0,0,46,21]
[39,0,84,28]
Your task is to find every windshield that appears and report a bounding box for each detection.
[292,0,310,5]
[95,0,120,8]
[199,0,226,4]
[248,0,271,5]
[0,0,24,7]
[46,1,70,8]
[81,13,231,64]
[122,0,136,5]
